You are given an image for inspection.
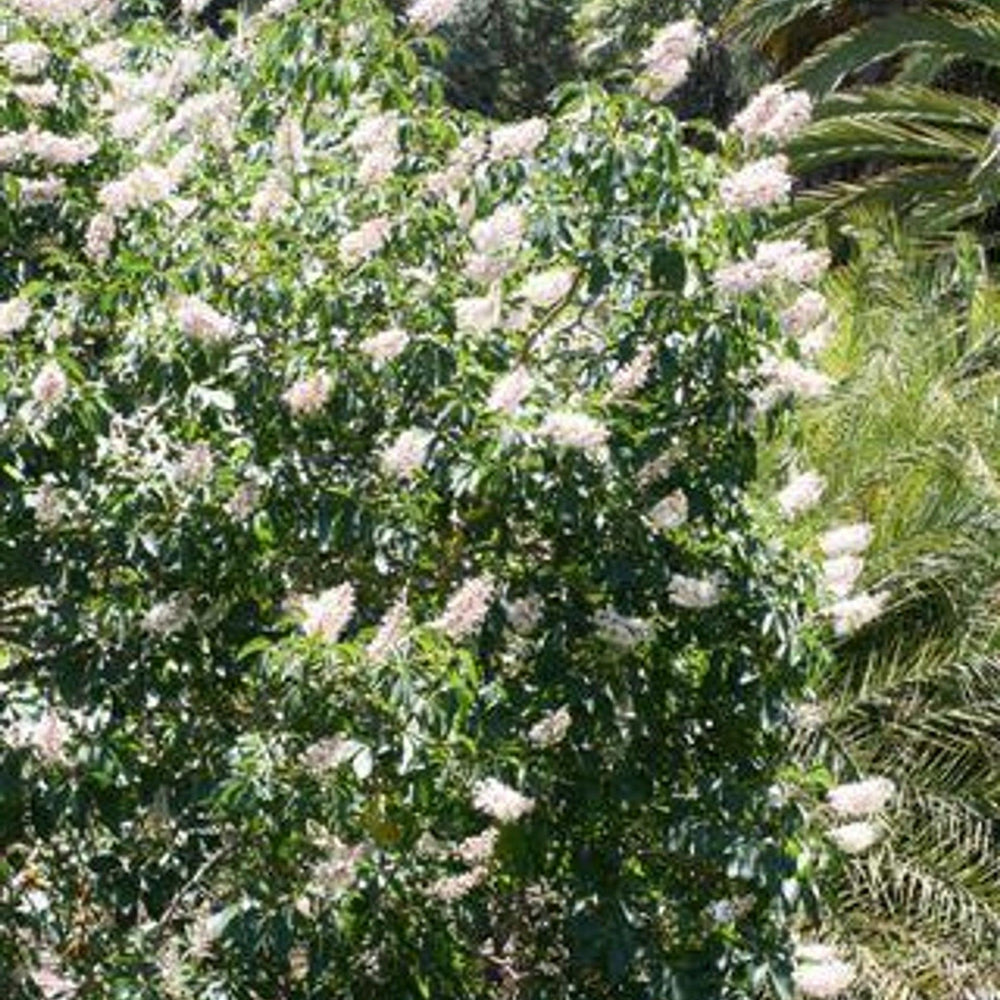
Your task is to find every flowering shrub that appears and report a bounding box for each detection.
[0,0,826,996]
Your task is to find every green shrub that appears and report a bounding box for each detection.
[0,1,822,996]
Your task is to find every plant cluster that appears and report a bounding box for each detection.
[0,0,862,996]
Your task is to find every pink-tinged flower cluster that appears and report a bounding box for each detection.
[249,174,294,224]
[275,114,307,174]
[715,239,831,296]
[339,216,391,265]
[29,954,78,1000]
[648,489,688,531]
[1,41,51,77]
[755,356,833,411]
[381,427,432,479]
[463,253,512,285]
[13,80,60,108]
[11,0,109,20]
[732,84,813,144]
[143,595,193,636]
[10,709,72,765]
[455,289,502,336]
[827,590,890,637]
[800,319,835,357]
[428,866,488,902]
[433,574,495,640]
[31,482,66,530]
[719,155,792,211]
[608,343,656,399]
[172,442,214,487]
[301,582,356,643]
[819,522,873,558]
[821,555,864,600]
[302,736,359,775]
[538,410,610,460]
[20,175,65,206]
[828,820,881,854]
[637,20,700,100]
[173,296,236,344]
[455,827,498,865]
[503,594,543,634]
[780,290,828,336]
[518,267,575,309]
[85,212,116,263]
[668,573,723,609]
[489,118,547,161]
[154,89,237,152]
[792,944,855,998]
[527,706,572,747]
[0,296,32,336]
[470,203,525,257]
[776,469,825,517]
[366,593,410,663]
[0,127,99,167]
[347,112,400,156]
[99,163,177,216]
[757,239,831,283]
[357,144,398,186]
[424,133,482,201]
[407,0,461,32]
[31,360,68,408]
[283,372,332,417]
[486,366,534,414]
[827,776,895,817]
[360,326,409,366]
[307,837,366,895]
[593,607,653,648]
[226,479,262,521]
[472,777,535,823]
[81,38,127,73]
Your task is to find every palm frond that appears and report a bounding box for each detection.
[790,113,987,174]
[815,86,999,130]
[784,164,989,238]
[721,0,833,49]
[769,222,1000,993]
[790,10,1000,96]
[845,854,1000,954]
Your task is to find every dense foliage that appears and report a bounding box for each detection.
[0,1,840,997]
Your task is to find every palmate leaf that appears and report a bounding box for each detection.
[790,9,1000,96]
